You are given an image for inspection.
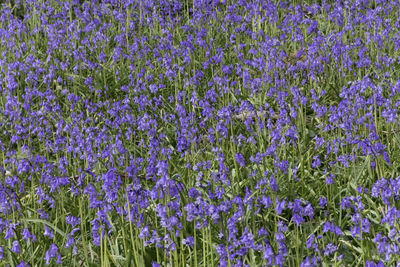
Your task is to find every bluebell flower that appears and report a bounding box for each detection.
[16,260,30,267]
[182,236,195,247]
[301,256,318,267]
[323,243,337,256]
[275,198,286,215]
[263,242,274,264]
[66,215,81,228]
[234,153,246,167]
[12,240,20,254]
[325,173,335,185]
[22,228,32,242]
[44,243,59,265]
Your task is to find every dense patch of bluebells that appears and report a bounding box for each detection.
[1,0,400,266]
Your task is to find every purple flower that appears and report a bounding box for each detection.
[275,198,286,215]
[270,175,279,192]
[45,244,59,265]
[139,225,150,239]
[234,153,246,167]
[366,260,386,267]
[240,227,254,248]
[324,243,337,256]
[293,213,305,226]
[66,215,81,228]
[44,225,54,239]
[261,195,273,209]
[16,260,29,267]
[312,155,321,168]
[12,240,20,254]
[325,173,335,185]
[351,226,361,239]
[308,20,319,34]
[361,218,371,233]
[217,244,228,259]
[308,232,318,250]
[22,228,32,241]
[275,253,285,265]
[65,234,76,249]
[319,197,327,209]
[301,256,318,267]
[182,236,195,247]
[5,226,15,239]
[389,228,397,240]
[263,243,274,264]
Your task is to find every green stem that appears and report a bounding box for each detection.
[79,199,90,265]
[125,191,139,266]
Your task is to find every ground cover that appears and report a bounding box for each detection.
[0,0,400,266]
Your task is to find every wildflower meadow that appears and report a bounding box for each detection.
[1,0,400,266]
